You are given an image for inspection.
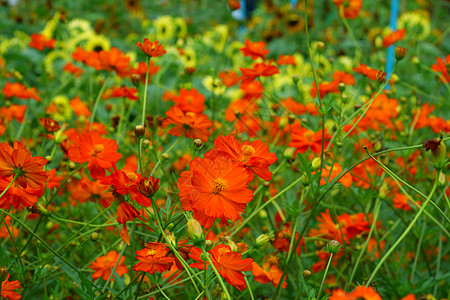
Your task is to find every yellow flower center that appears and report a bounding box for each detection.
[126,172,138,182]
[218,247,231,256]
[93,144,104,154]
[147,249,157,256]
[212,178,227,194]
[241,145,255,161]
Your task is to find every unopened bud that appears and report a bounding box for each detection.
[227,241,237,252]
[326,240,342,254]
[292,75,299,84]
[316,41,325,52]
[283,147,295,159]
[131,74,141,87]
[376,70,387,84]
[0,266,8,282]
[187,218,203,243]
[161,153,169,160]
[394,46,408,61]
[302,270,311,280]
[90,232,99,241]
[192,139,203,150]
[136,176,160,198]
[165,232,176,247]
[255,233,273,247]
[204,240,212,248]
[341,94,349,104]
[311,157,321,171]
[338,82,345,93]
[45,155,53,162]
[411,56,419,64]
[423,137,447,170]
[69,162,76,169]
[134,125,145,139]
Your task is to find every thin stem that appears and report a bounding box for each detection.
[89,75,110,130]
[365,169,440,286]
[201,246,232,300]
[102,243,128,292]
[0,174,18,199]
[141,56,151,125]
[317,253,334,300]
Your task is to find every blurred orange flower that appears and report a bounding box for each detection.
[89,250,128,281]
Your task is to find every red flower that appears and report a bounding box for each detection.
[29,33,55,51]
[69,176,113,208]
[0,142,48,189]
[136,39,167,57]
[40,117,60,133]
[177,156,253,228]
[289,127,331,154]
[329,286,381,300]
[431,55,450,84]
[240,39,269,60]
[189,244,253,291]
[165,106,213,142]
[240,61,279,83]
[68,131,121,179]
[133,242,174,274]
[171,88,206,113]
[1,274,22,300]
[103,86,139,101]
[63,62,84,77]
[383,29,406,48]
[332,0,362,19]
[205,135,277,181]
[89,250,129,281]
[2,82,41,102]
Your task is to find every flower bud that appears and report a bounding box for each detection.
[90,232,99,241]
[131,74,141,87]
[341,94,349,104]
[326,240,342,254]
[394,46,408,61]
[137,176,160,198]
[161,153,169,160]
[187,218,203,243]
[255,233,274,247]
[423,137,447,170]
[192,139,203,150]
[45,155,53,162]
[165,231,177,247]
[292,75,299,84]
[338,82,345,93]
[227,241,237,252]
[316,41,325,52]
[0,266,8,282]
[376,70,387,84]
[283,147,295,159]
[302,269,311,280]
[134,125,145,139]
[311,157,321,171]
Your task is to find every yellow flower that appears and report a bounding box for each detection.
[398,11,430,41]
[49,95,73,122]
[85,35,111,52]
[202,75,225,95]
[41,11,61,38]
[154,16,176,40]
[44,51,70,76]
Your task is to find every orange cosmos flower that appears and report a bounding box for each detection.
[133,242,174,274]
[289,127,331,154]
[431,55,450,84]
[329,286,382,300]
[40,117,60,133]
[272,223,306,256]
[165,106,213,142]
[0,176,43,209]
[240,61,279,83]
[219,70,241,87]
[97,47,131,78]
[69,96,91,117]
[251,256,287,288]
[1,274,22,300]
[177,156,253,228]
[205,135,277,181]
[69,176,113,208]
[0,142,48,189]
[240,39,269,60]
[333,0,362,19]
[189,244,253,291]
[136,39,166,57]
[392,193,420,211]
[383,29,406,48]
[68,131,121,179]
[103,86,139,101]
[352,63,378,81]
[171,88,206,113]
[318,163,353,187]
[63,62,84,77]
[2,82,41,102]
[130,61,160,84]
[29,33,55,51]
[89,250,129,281]
[276,54,296,66]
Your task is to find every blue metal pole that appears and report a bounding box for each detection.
[385,0,399,89]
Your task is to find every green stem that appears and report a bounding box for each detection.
[0,174,18,199]
[365,170,440,286]
[346,198,381,289]
[141,56,151,125]
[89,75,110,130]
[317,253,334,300]
[229,175,304,238]
[134,272,146,300]
[201,246,232,300]
[410,222,426,282]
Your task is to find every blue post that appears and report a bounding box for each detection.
[385,0,399,89]
[290,0,298,7]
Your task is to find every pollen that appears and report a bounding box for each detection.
[126,172,138,182]
[147,249,157,256]
[218,247,231,256]
[241,145,256,160]
[304,130,314,141]
[93,144,104,154]
[212,178,227,194]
